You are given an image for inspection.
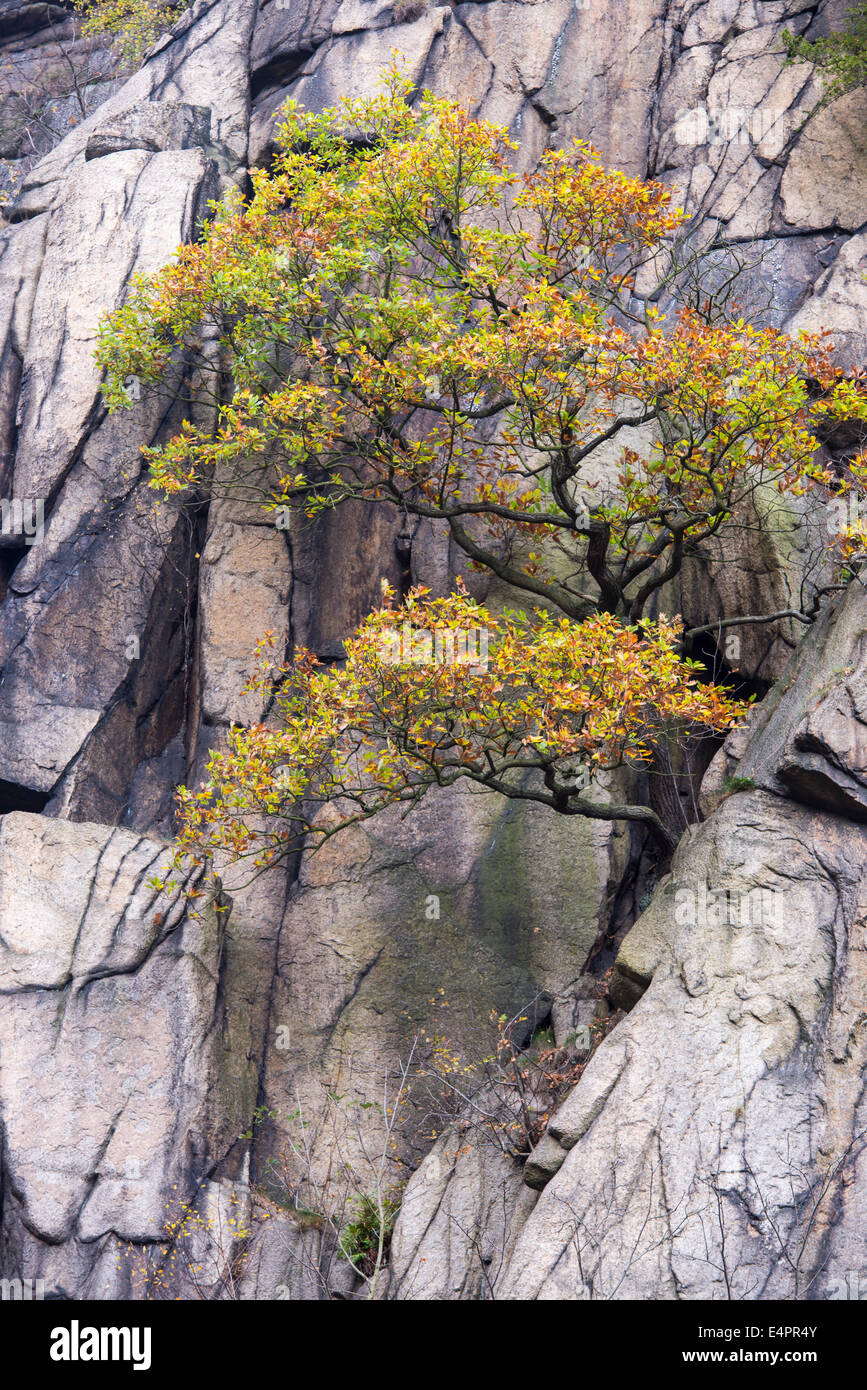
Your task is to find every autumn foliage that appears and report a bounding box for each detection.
[72,0,185,66]
[170,581,743,872]
[95,68,867,876]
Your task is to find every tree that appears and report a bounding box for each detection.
[72,0,187,67]
[783,5,867,104]
[96,69,867,881]
[168,582,742,872]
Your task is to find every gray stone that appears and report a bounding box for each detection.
[85,100,212,160]
[4,0,867,1303]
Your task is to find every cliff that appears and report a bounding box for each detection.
[0,0,866,1301]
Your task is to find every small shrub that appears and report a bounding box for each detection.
[722,775,756,794]
[339,1191,401,1276]
[72,0,187,67]
[783,5,867,103]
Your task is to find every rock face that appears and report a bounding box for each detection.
[0,812,249,1297]
[390,587,867,1300]
[501,788,867,1299]
[1,0,867,1299]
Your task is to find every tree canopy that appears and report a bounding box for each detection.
[96,68,867,880]
[72,0,186,66]
[171,582,744,872]
[784,4,867,104]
